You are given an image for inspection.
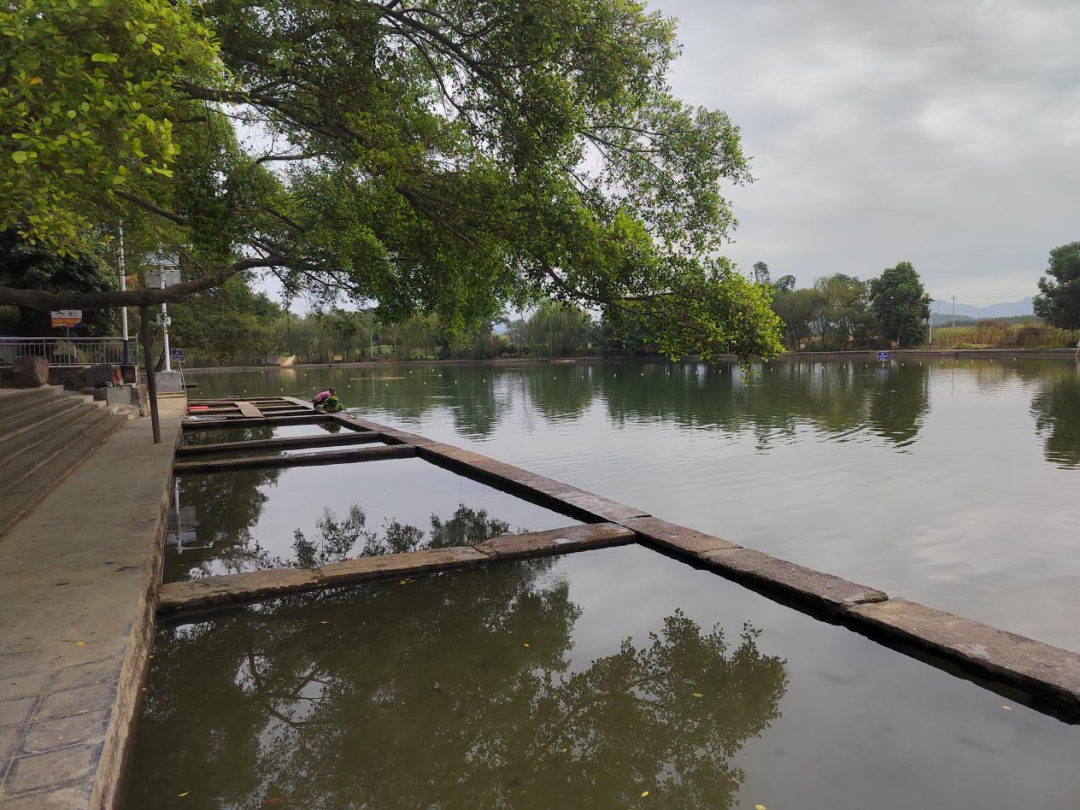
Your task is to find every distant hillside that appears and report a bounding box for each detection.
[931,312,974,326]
[944,297,1035,318]
[931,312,1042,327]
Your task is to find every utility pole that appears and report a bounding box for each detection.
[161,272,171,372]
[118,221,130,365]
[951,295,956,329]
[929,300,934,346]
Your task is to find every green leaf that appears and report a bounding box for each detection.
[11,151,27,164]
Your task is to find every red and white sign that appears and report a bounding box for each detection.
[50,310,82,328]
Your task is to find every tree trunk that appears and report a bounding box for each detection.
[139,307,162,444]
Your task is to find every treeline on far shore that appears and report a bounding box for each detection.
[4,255,1077,368]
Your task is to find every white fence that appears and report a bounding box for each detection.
[0,337,139,367]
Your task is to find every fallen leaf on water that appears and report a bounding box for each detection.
[1002,705,1012,711]
[75,641,86,647]
[692,693,703,698]
[321,620,329,624]
[178,792,189,797]
[641,790,650,797]
[523,643,530,648]
[755,805,767,810]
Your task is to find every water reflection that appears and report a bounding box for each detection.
[165,461,575,581]
[126,561,788,809]
[290,504,514,567]
[1030,368,1080,468]
[193,361,941,450]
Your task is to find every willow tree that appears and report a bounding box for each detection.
[0,0,782,363]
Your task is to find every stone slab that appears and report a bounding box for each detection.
[621,517,739,556]
[411,441,647,522]
[701,548,888,610]
[156,569,322,613]
[848,599,1080,708]
[173,443,415,473]
[475,523,635,558]
[318,547,490,584]
[175,431,384,457]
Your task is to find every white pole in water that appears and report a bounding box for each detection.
[929,300,934,346]
[161,272,172,372]
[118,222,130,365]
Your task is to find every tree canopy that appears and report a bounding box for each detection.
[1033,241,1080,330]
[869,262,930,348]
[1,0,782,364]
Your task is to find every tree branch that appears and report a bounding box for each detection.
[113,190,188,226]
[0,256,286,310]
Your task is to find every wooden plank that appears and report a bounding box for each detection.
[176,431,386,457]
[236,401,263,418]
[174,443,415,473]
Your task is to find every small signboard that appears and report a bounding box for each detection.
[171,348,186,362]
[145,265,182,289]
[51,309,82,328]
[877,351,890,361]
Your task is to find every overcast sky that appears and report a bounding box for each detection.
[655,0,1079,304]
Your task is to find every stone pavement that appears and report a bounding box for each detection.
[0,398,184,809]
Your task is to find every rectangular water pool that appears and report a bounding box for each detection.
[127,544,1080,809]
[165,457,580,580]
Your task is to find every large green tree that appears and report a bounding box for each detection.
[0,230,117,334]
[0,0,781,364]
[1033,241,1080,329]
[167,277,281,365]
[869,262,930,348]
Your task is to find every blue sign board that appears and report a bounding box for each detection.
[876,351,890,361]
[171,348,186,362]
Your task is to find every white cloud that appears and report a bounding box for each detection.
[659,0,1080,300]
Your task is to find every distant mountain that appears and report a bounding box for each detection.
[930,312,974,326]
[937,297,1035,318]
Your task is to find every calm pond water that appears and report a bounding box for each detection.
[126,545,1080,809]
[189,359,1080,650]
[166,459,578,581]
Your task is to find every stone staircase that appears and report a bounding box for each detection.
[0,386,133,536]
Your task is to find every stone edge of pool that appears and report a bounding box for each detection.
[160,401,1080,720]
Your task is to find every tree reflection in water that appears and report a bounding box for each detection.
[128,560,788,809]
[289,504,516,567]
[1031,369,1080,468]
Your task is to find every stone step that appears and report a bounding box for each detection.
[3,403,104,467]
[0,385,61,420]
[0,409,124,536]
[0,392,85,441]
[0,406,117,495]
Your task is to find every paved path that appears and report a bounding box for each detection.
[0,398,184,809]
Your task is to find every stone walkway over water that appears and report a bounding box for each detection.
[2,390,1079,808]
[0,399,183,809]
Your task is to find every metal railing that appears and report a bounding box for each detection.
[0,337,140,367]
